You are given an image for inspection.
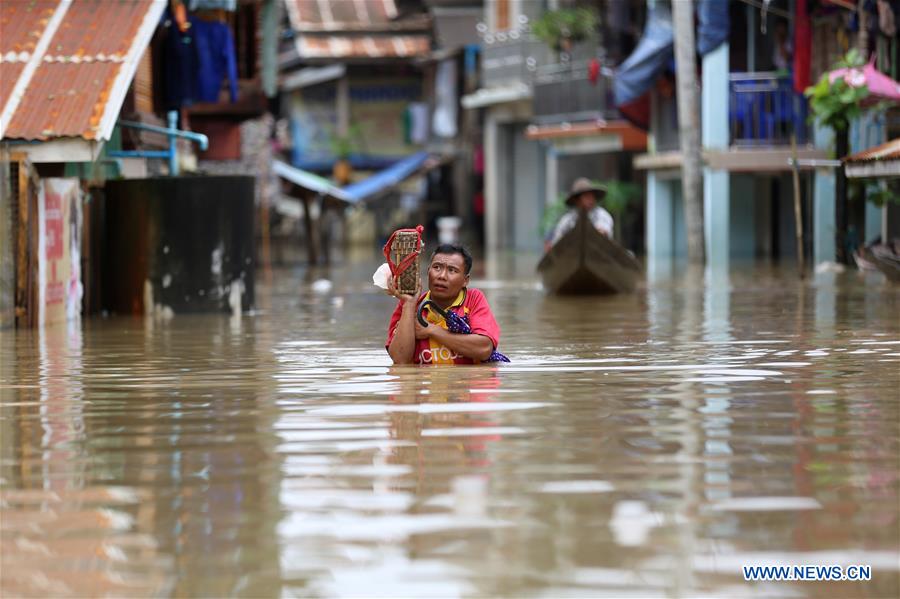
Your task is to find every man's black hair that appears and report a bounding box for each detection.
[431,243,473,275]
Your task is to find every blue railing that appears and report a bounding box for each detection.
[109,111,208,176]
[729,72,808,147]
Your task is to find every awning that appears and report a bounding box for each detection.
[342,151,434,203]
[275,152,440,205]
[273,159,351,202]
[844,138,900,179]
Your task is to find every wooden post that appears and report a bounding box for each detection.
[13,154,33,327]
[672,0,705,264]
[301,189,319,266]
[790,135,805,277]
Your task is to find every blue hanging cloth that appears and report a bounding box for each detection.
[189,15,239,103]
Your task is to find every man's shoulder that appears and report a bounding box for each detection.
[465,287,488,303]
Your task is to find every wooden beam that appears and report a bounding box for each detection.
[845,161,900,178]
[525,120,648,151]
[634,147,831,172]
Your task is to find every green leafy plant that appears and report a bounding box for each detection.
[804,49,869,133]
[850,180,900,207]
[329,123,363,159]
[531,7,597,54]
[540,192,570,238]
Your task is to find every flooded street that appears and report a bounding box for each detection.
[1,254,898,598]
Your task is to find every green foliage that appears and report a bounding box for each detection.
[603,180,641,218]
[804,49,869,133]
[329,123,363,159]
[540,192,570,238]
[531,7,597,52]
[539,179,641,237]
[850,180,900,207]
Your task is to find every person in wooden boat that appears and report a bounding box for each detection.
[385,244,505,365]
[545,177,613,251]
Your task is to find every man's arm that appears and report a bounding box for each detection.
[388,301,417,364]
[417,323,493,362]
[550,211,575,245]
[387,278,420,364]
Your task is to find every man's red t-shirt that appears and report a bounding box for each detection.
[386,288,501,365]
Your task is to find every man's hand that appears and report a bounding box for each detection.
[415,319,436,340]
[387,276,420,308]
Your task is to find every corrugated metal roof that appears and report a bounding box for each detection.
[285,0,401,30]
[0,0,58,120]
[844,138,900,163]
[1,0,165,142]
[297,35,431,59]
[284,0,430,60]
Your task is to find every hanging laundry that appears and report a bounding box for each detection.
[408,102,429,145]
[793,0,812,94]
[188,0,237,11]
[588,59,601,85]
[190,15,238,103]
[164,15,198,108]
[432,60,458,138]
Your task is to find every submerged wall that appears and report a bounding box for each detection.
[104,176,255,316]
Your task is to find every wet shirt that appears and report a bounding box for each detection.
[386,288,501,365]
[550,207,614,245]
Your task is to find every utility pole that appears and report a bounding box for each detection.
[672,0,705,264]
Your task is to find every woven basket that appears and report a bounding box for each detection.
[391,231,420,295]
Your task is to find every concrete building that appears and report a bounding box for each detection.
[635,1,891,271]
[463,0,646,253]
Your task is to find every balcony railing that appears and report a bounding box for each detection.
[480,33,552,88]
[729,72,808,147]
[532,59,616,124]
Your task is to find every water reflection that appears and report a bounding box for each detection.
[1,256,898,597]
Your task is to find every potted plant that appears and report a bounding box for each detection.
[330,124,362,185]
[805,49,871,264]
[531,7,597,56]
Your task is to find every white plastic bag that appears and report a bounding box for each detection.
[372,263,392,290]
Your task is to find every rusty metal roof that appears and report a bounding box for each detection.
[284,0,430,59]
[297,35,430,59]
[0,0,165,142]
[844,138,900,163]
[0,1,58,122]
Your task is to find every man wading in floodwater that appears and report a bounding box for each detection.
[386,244,504,365]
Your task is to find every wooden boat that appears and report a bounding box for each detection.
[537,211,642,294]
[869,244,900,283]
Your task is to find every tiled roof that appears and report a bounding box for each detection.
[284,0,430,59]
[0,0,165,141]
[844,138,900,163]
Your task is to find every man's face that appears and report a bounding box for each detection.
[427,252,469,303]
[576,192,597,211]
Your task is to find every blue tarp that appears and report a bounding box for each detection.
[613,1,674,108]
[273,159,351,202]
[696,0,730,56]
[278,152,433,205]
[342,152,430,204]
[613,0,729,122]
